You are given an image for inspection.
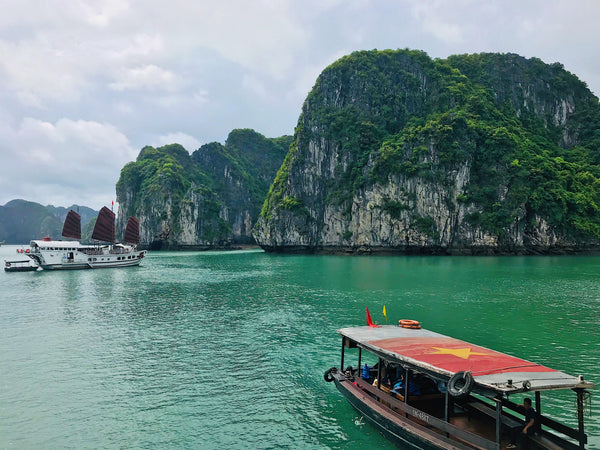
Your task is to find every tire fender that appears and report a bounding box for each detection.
[324,367,338,382]
[447,371,474,398]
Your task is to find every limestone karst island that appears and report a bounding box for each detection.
[114,49,600,255]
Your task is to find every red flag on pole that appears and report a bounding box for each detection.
[366,307,380,328]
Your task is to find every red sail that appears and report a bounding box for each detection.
[124,217,140,244]
[91,206,115,243]
[62,210,81,239]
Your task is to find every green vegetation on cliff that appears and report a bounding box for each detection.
[258,49,600,250]
[117,130,291,246]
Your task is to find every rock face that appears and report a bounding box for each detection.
[116,130,291,249]
[254,50,600,254]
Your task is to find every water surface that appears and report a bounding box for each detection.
[1,246,598,448]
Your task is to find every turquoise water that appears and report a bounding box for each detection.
[1,245,598,449]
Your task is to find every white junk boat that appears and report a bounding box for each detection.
[27,207,147,270]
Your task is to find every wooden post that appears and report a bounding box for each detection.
[377,357,382,389]
[358,348,362,377]
[340,338,345,371]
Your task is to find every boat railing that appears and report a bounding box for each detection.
[80,249,104,255]
[349,374,498,450]
[354,373,586,450]
[109,249,129,254]
[500,397,587,450]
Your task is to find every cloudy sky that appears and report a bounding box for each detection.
[1,0,599,211]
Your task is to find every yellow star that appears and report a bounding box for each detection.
[431,347,489,359]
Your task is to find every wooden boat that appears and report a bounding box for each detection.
[27,208,146,270]
[4,259,38,272]
[325,319,594,449]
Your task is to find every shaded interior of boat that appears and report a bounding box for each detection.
[333,337,591,450]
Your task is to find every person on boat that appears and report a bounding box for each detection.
[507,397,537,448]
[390,373,421,396]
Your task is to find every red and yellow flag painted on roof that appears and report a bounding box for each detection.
[371,337,557,376]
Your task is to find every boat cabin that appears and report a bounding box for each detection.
[326,324,593,449]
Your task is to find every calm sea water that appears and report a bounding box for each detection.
[1,245,598,449]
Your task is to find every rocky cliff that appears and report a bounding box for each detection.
[116,129,291,249]
[254,50,600,254]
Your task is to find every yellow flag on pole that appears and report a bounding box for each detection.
[383,305,387,322]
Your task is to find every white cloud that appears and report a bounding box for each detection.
[80,0,130,27]
[155,132,202,153]
[1,0,599,210]
[109,64,178,92]
[410,1,466,45]
[0,117,136,209]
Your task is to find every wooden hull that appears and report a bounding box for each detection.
[333,375,472,450]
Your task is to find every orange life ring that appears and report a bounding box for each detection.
[399,319,421,329]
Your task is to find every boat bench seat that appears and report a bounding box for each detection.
[465,401,522,431]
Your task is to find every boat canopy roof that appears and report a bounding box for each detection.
[30,240,90,248]
[338,325,594,395]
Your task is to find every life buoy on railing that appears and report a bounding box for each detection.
[25,248,30,253]
[447,371,474,398]
[324,367,338,382]
[399,319,421,329]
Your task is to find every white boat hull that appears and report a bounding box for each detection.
[28,240,146,270]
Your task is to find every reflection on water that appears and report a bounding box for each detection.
[0,246,598,449]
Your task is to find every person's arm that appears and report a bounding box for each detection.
[522,417,535,433]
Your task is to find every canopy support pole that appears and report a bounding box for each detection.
[494,397,502,449]
[404,369,410,417]
[444,390,450,438]
[535,391,541,433]
[576,389,585,449]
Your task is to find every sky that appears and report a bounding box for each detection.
[1,0,599,211]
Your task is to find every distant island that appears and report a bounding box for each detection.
[0,200,97,244]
